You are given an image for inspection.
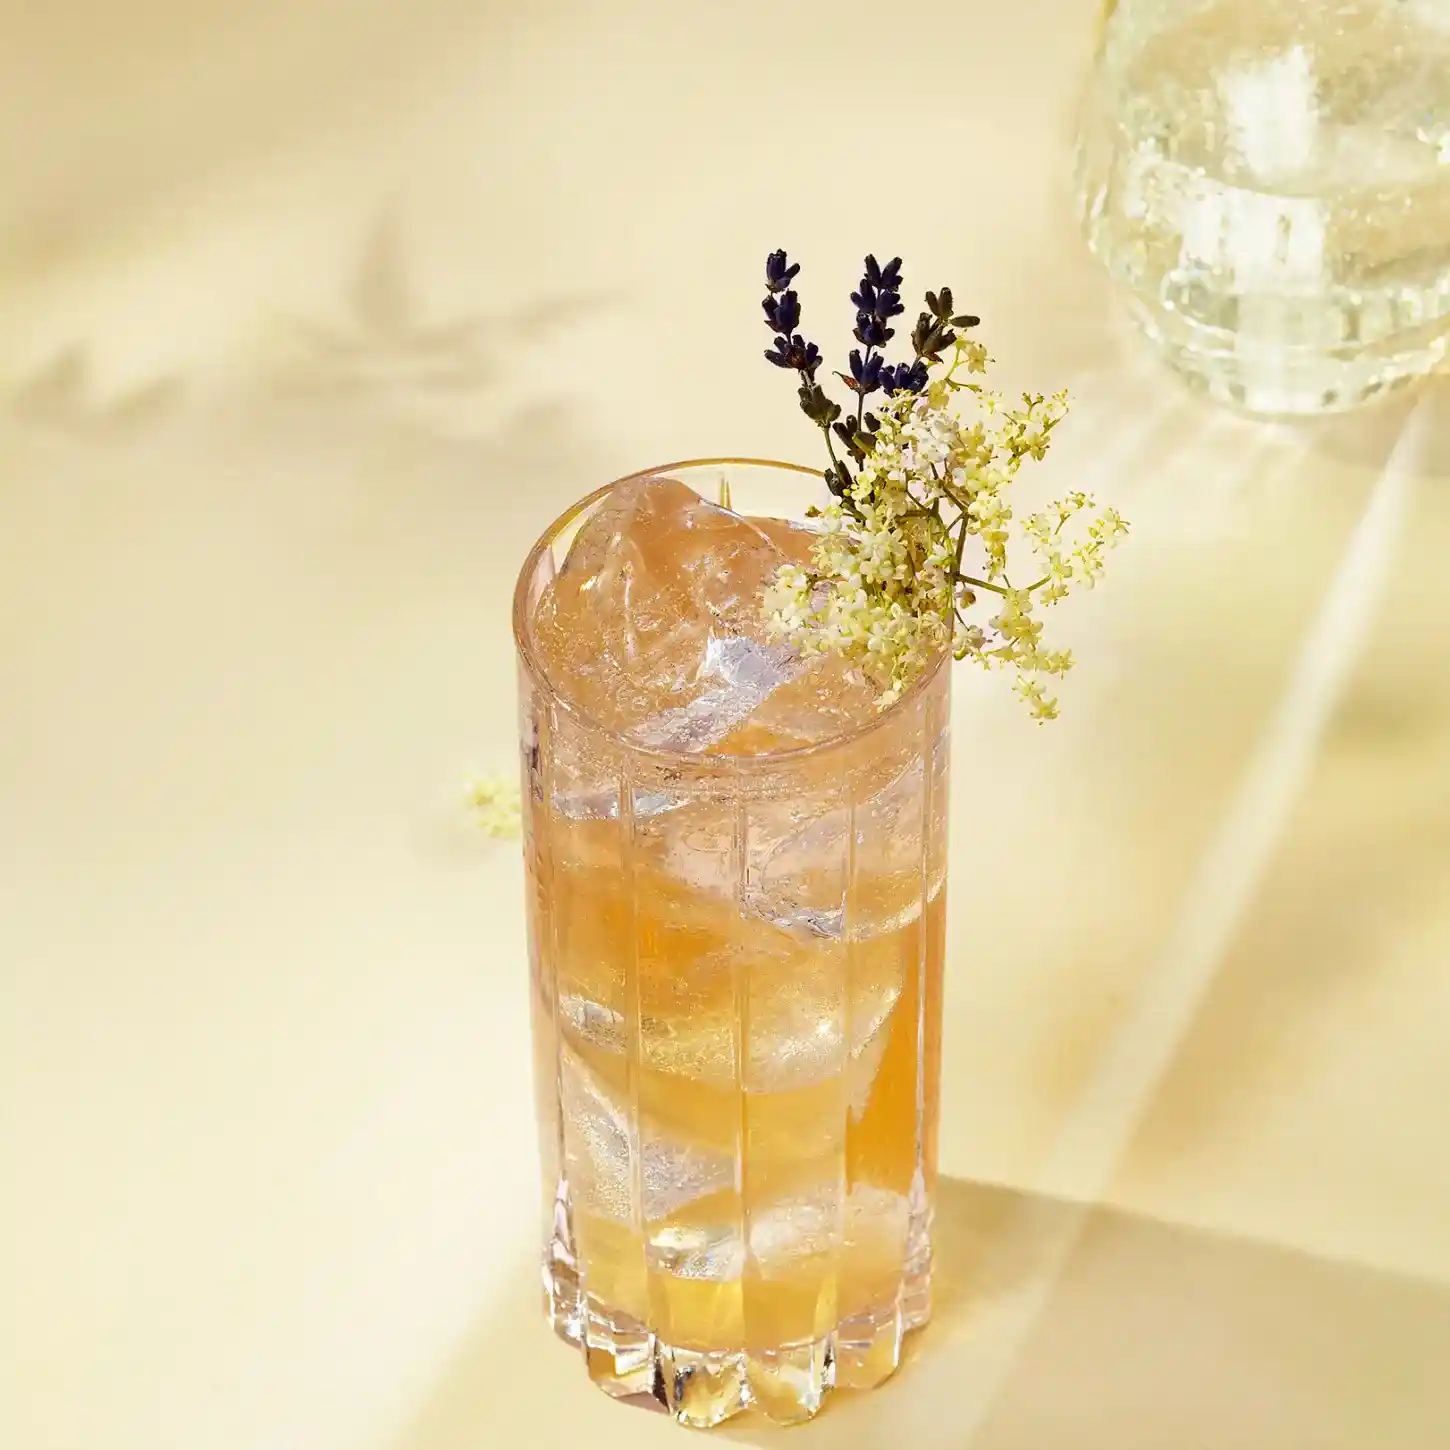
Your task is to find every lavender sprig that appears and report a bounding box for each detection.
[761,250,968,502]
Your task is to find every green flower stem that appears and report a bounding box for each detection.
[957,574,1012,598]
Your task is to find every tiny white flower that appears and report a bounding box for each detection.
[466,774,522,838]
[759,317,1123,719]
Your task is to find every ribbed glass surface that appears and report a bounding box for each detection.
[514,462,951,1427]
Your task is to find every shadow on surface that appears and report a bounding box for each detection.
[1109,379,1450,1197]
[1,345,184,441]
[263,212,610,412]
[390,1177,1450,1450]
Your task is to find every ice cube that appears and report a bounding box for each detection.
[647,1222,746,1283]
[742,799,850,940]
[845,1182,910,1252]
[845,981,902,1118]
[709,651,880,756]
[634,635,800,752]
[531,476,882,754]
[559,1043,735,1222]
[558,993,627,1053]
[531,477,798,748]
[742,963,902,1104]
[559,1043,632,1222]
[645,1192,845,1285]
[749,1192,840,1273]
[737,750,930,942]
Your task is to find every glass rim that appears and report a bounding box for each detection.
[511,457,950,770]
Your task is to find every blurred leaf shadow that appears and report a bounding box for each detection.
[387,1176,1450,1450]
[226,209,625,597]
[2,345,183,441]
[264,213,612,407]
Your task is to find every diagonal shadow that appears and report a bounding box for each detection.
[1118,382,1450,1188]
[386,1176,1450,1450]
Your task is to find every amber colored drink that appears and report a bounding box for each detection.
[514,461,949,1427]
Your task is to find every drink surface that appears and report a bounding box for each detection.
[517,474,950,1425]
[1077,0,1450,414]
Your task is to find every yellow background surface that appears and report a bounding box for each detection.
[3,2,1449,1445]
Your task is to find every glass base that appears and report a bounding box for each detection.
[1124,298,1447,420]
[543,1259,933,1427]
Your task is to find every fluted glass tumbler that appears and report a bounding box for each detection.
[512,460,950,1427]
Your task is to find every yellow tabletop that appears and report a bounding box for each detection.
[3,2,1448,1446]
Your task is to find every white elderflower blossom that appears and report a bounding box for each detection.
[759,251,1127,719]
[466,774,522,837]
[763,328,1128,720]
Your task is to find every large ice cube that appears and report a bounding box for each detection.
[532,477,793,744]
[709,651,881,756]
[531,476,878,753]
[634,634,799,752]
[559,1043,735,1222]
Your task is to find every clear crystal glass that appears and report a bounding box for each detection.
[1075,0,1450,416]
[512,460,951,1427]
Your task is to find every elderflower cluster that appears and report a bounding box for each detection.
[764,336,1129,720]
[466,773,522,838]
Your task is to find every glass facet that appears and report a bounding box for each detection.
[1075,0,1450,416]
[513,461,950,1427]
